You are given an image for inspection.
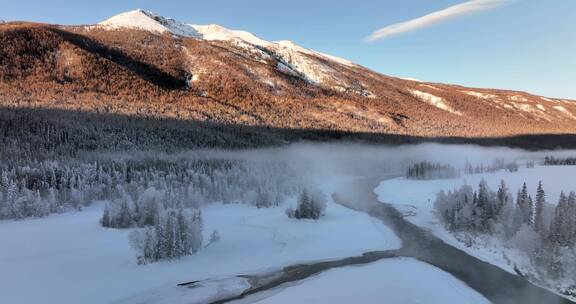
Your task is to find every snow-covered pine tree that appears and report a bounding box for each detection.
[288,188,326,220]
[475,179,494,232]
[116,196,134,228]
[294,189,310,219]
[101,204,111,227]
[534,181,546,235]
[515,182,533,227]
[567,192,576,245]
[549,192,570,247]
[161,210,176,259]
[527,195,534,226]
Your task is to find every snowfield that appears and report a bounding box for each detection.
[237,258,489,304]
[375,165,576,273]
[99,9,201,38]
[97,9,358,90]
[410,89,462,115]
[0,177,400,304]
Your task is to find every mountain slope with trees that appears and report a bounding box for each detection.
[1,10,575,143]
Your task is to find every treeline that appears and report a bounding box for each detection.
[406,161,459,180]
[0,157,299,221]
[544,156,576,166]
[435,181,541,236]
[464,159,519,175]
[0,106,291,160]
[435,181,576,289]
[406,158,523,181]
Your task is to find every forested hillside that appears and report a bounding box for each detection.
[1,15,576,143]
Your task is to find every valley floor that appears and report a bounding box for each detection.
[0,177,401,304]
[2,167,573,303]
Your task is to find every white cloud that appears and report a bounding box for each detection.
[365,0,508,42]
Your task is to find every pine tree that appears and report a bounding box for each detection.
[568,192,576,245]
[154,214,166,260]
[550,192,569,247]
[162,210,176,259]
[117,197,133,228]
[534,181,546,234]
[6,180,21,219]
[515,182,532,227]
[496,180,509,217]
[191,209,203,253]
[295,189,310,219]
[176,208,189,256]
[101,204,111,227]
[527,195,534,226]
[47,188,58,213]
[476,180,493,231]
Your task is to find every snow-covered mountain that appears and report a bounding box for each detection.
[99,9,202,38]
[98,9,361,91]
[1,9,575,140]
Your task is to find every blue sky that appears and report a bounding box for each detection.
[3,0,575,99]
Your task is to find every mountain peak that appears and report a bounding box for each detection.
[98,9,201,38]
[97,10,354,66]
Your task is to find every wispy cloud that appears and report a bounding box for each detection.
[365,0,508,42]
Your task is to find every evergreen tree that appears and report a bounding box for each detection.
[516,182,533,226]
[496,180,509,217]
[289,188,326,220]
[567,192,576,245]
[527,195,534,225]
[176,208,189,256]
[116,197,133,228]
[550,192,570,247]
[534,181,546,234]
[101,204,111,227]
[476,180,493,232]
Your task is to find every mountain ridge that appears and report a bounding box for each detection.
[0,10,575,141]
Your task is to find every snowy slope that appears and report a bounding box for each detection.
[189,23,354,68]
[241,258,489,304]
[191,24,272,48]
[99,9,201,38]
[410,89,462,115]
[97,9,358,88]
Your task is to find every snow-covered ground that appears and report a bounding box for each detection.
[0,177,400,304]
[235,258,489,304]
[375,165,576,273]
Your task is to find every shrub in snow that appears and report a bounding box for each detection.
[286,188,326,220]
